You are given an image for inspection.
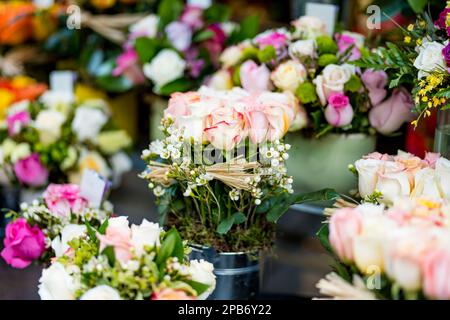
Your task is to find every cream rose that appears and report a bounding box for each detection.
[376,162,411,204]
[129,14,159,38]
[219,45,243,68]
[10,142,31,163]
[208,70,233,90]
[130,219,161,257]
[38,262,77,300]
[314,64,355,105]
[51,224,87,258]
[34,110,66,146]
[414,41,446,78]
[411,168,442,199]
[188,259,216,300]
[39,91,74,116]
[289,39,317,59]
[436,157,450,199]
[72,107,108,143]
[143,49,186,91]
[291,16,328,39]
[270,60,307,93]
[354,159,384,198]
[80,285,122,300]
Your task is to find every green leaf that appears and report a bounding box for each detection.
[98,219,109,235]
[266,189,340,222]
[233,212,246,224]
[135,37,159,63]
[228,15,260,43]
[157,0,183,29]
[316,224,332,254]
[193,30,215,42]
[158,78,194,96]
[407,0,427,13]
[95,75,133,93]
[203,4,231,23]
[102,246,116,267]
[217,216,234,235]
[85,221,98,242]
[185,280,211,296]
[344,75,363,92]
[157,228,184,265]
[257,45,276,63]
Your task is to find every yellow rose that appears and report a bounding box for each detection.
[0,89,14,120]
[97,130,132,155]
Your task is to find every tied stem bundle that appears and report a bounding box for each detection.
[0,46,43,76]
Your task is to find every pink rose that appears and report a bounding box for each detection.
[6,111,30,136]
[422,248,450,299]
[112,49,145,85]
[423,152,441,169]
[165,91,201,120]
[204,107,245,150]
[361,69,388,106]
[180,5,204,30]
[98,225,132,265]
[44,184,88,218]
[324,93,354,127]
[363,152,393,161]
[13,153,48,187]
[255,31,288,50]
[369,87,414,135]
[335,33,361,61]
[239,60,272,93]
[329,207,362,263]
[1,218,46,269]
[151,288,194,300]
[244,107,269,144]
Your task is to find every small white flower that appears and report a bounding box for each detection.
[255,199,261,205]
[271,159,280,167]
[153,186,166,197]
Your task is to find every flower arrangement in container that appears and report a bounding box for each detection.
[139,86,337,299]
[38,216,216,300]
[111,0,259,95]
[0,89,133,192]
[352,151,450,204]
[208,16,414,193]
[316,196,450,300]
[1,182,113,269]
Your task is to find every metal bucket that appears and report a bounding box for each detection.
[189,245,260,300]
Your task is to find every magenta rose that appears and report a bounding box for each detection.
[112,49,145,85]
[13,153,49,187]
[335,33,361,61]
[204,24,226,64]
[324,93,354,127]
[435,8,450,29]
[239,60,272,93]
[44,184,88,218]
[369,87,414,135]
[6,111,30,136]
[255,31,288,50]
[1,218,46,269]
[361,69,388,106]
[442,43,450,67]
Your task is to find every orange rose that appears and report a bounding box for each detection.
[0,3,35,45]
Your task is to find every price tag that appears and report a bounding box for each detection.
[305,2,338,36]
[79,170,108,209]
[50,71,76,95]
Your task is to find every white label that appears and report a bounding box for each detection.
[50,71,75,95]
[187,0,211,9]
[79,169,107,209]
[305,3,338,36]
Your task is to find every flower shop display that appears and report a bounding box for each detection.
[0,88,133,198]
[354,2,450,158]
[139,86,337,299]
[38,216,216,300]
[352,151,450,204]
[316,196,450,300]
[208,16,414,193]
[1,182,113,269]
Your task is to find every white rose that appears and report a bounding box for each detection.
[10,143,31,163]
[413,41,446,78]
[177,115,206,142]
[188,0,211,9]
[80,285,122,300]
[221,22,238,36]
[34,110,66,146]
[72,107,108,142]
[314,64,355,105]
[129,14,159,38]
[108,216,130,230]
[39,90,74,115]
[289,39,317,59]
[110,152,132,186]
[376,162,411,204]
[51,224,87,258]
[1,139,16,159]
[292,16,328,39]
[188,259,216,300]
[143,49,186,91]
[219,46,243,68]
[7,100,30,115]
[436,157,450,199]
[208,70,233,90]
[411,167,442,199]
[270,60,307,93]
[354,159,384,198]
[130,219,161,257]
[38,262,77,300]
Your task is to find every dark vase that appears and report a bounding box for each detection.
[0,185,20,237]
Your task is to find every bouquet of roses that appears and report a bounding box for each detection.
[139,86,336,252]
[351,151,450,204]
[111,0,258,94]
[38,216,216,300]
[1,182,113,269]
[209,16,414,137]
[0,89,132,189]
[317,196,450,300]
[354,2,450,126]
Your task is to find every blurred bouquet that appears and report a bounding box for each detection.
[354,2,450,126]
[351,151,450,204]
[139,87,302,252]
[111,0,259,94]
[209,16,414,137]
[38,216,216,300]
[0,89,133,189]
[317,197,450,300]
[1,182,113,269]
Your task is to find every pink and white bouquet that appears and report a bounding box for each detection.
[1,183,113,268]
[209,16,414,137]
[352,151,450,204]
[317,197,450,300]
[38,216,216,300]
[0,89,132,189]
[111,0,258,95]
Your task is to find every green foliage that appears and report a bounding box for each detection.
[216,212,247,235]
[158,78,194,96]
[157,0,183,30]
[317,54,339,67]
[295,82,318,104]
[407,0,428,13]
[102,246,116,267]
[316,224,333,254]
[257,45,276,63]
[156,228,184,266]
[232,65,241,86]
[316,35,338,54]
[344,75,363,92]
[227,15,260,44]
[203,3,231,23]
[193,29,215,42]
[135,37,160,63]
[240,46,259,62]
